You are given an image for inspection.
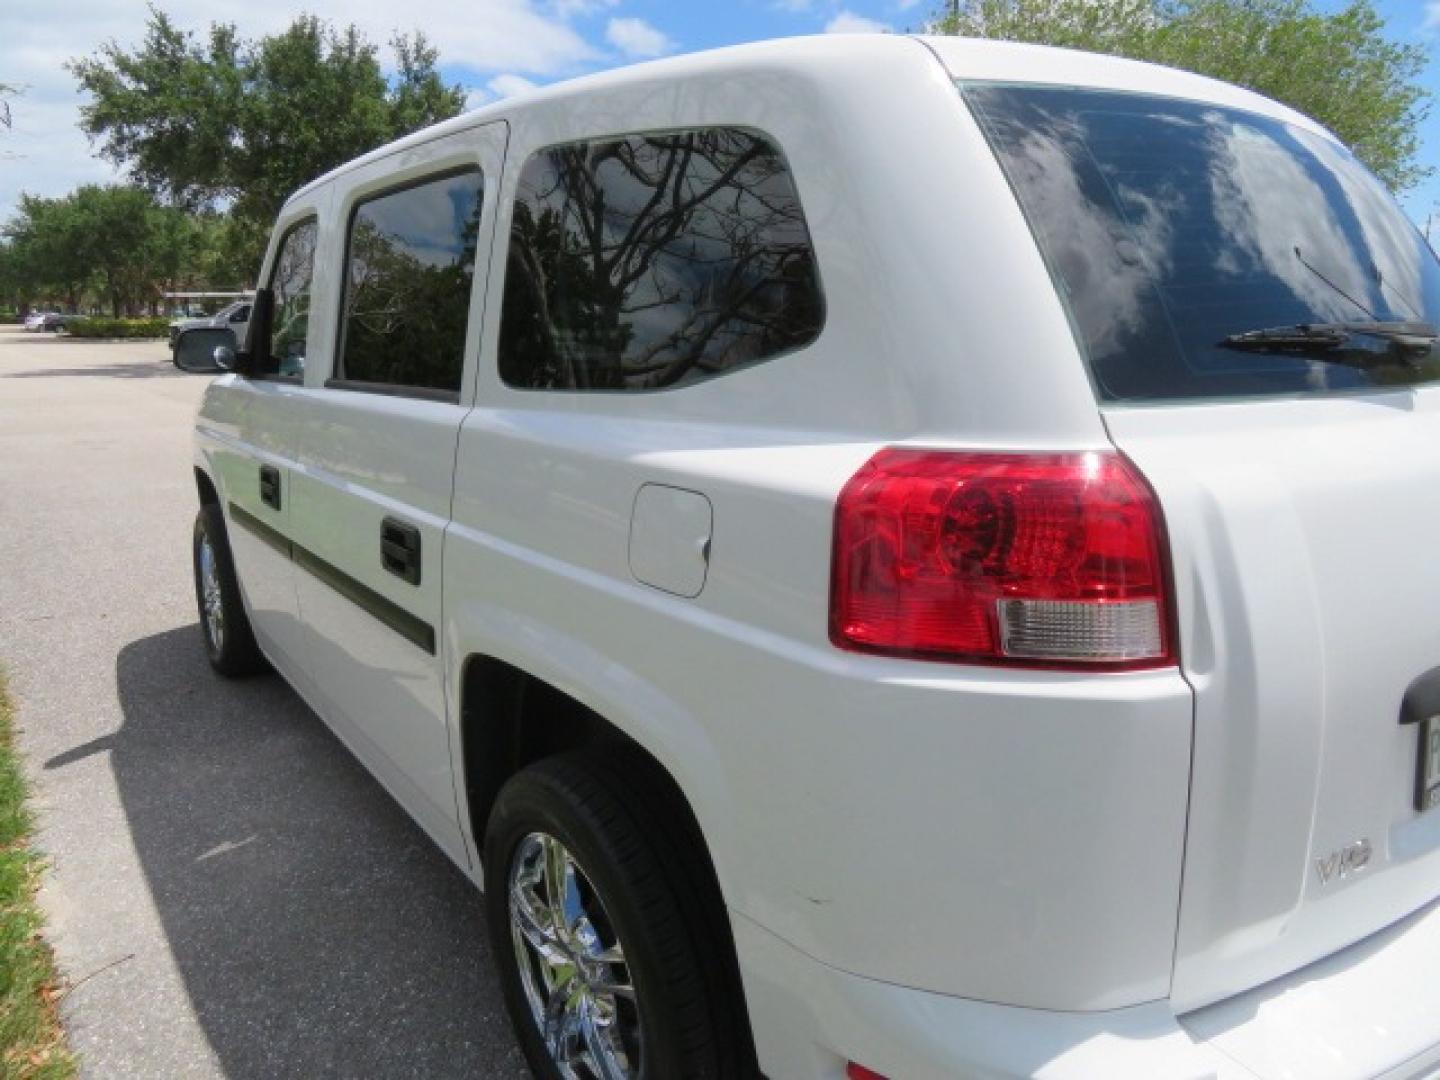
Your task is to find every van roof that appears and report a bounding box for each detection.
[286,33,1330,206]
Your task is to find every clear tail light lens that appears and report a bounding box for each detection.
[830,448,1174,669]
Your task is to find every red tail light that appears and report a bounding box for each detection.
[830,448,1173,669]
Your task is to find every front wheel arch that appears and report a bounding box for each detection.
[192,502,266,677]
[195,465,220,509]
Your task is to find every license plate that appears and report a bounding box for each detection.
[1420,716,1440,813]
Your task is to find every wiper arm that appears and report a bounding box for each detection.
[1219,320,1438,357]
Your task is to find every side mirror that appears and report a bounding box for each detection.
[173,327,238,374]
[237,288,275,376]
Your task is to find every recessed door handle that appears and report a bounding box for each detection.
[381,517,421,586]
[259,465,281,510]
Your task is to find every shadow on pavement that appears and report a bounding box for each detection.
[2,360,184,379]
[65,625,524,1078]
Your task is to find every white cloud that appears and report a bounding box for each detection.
[553,0,619,16]
[487,73,540,98]
[1425,1,1440,32]
[824,11,891,33]
[208,0,597,74]
[605,16,674,59]
[464,73,541,107]
[0,0,605,224]
[0,92,118,207]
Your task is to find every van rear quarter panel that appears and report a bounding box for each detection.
[1109,396,1440,1014]
[445,39,1194,1010]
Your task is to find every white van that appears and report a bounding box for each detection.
[181,35,1440,1079]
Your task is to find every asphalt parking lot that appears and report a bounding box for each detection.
[0,326,527,1078]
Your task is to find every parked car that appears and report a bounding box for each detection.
[42,313,83,332]
[23,311,57,332]
[179,35,1440,1079]
[169,300,251,349]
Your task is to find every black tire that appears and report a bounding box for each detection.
[485,750,756,1079]
[192,502,267,677]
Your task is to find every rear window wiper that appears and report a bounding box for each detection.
[1219,320,1438,358]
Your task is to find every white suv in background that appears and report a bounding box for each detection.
[181,35,1440,1079]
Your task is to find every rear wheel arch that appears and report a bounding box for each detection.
[457,656,721,880]
[457,655,757,1067]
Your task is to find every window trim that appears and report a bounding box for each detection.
[333,164,485,400]
[322,377,460,405]
[496,124,827,395]
[254,214,318,383]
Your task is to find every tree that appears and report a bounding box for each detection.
[69,9,465,260]
[3,185,209,315]
[4,194,93,310]
[189,213,268,292]
[932,0,1431,192]
[0,241,34,314]
[76,186,173,315]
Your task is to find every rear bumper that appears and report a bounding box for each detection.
[736,897,1440,1079]
[1181,895,1440,1080]
[734,913,1243,1080]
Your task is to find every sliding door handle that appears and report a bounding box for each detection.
[380,517,421,586]
[259,465,281,510]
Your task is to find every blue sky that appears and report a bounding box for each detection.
[0,0,1436,232]
[443,0,1440,232]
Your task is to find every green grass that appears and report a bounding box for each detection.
[0,672,75,1080]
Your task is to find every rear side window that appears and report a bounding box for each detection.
[964,84,1440,402]
[337,169,484,395]
[499,127,824,391]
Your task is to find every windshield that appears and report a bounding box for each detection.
[962,83,1440,403]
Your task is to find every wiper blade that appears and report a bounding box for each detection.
[1219,321,1438,355]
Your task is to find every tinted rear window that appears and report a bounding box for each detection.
[964,84,1440,403]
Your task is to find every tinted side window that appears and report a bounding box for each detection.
[269,219,317,378]
[338,169,484,394]
[500,127,823,391]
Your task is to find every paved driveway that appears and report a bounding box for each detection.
[0,327,526,1078]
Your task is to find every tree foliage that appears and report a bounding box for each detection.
[933,0,1431,192]
[69,9,465,231]
[1,186,218,315]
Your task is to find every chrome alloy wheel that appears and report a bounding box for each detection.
[198,535,225,651]
[508,831,641,1080]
